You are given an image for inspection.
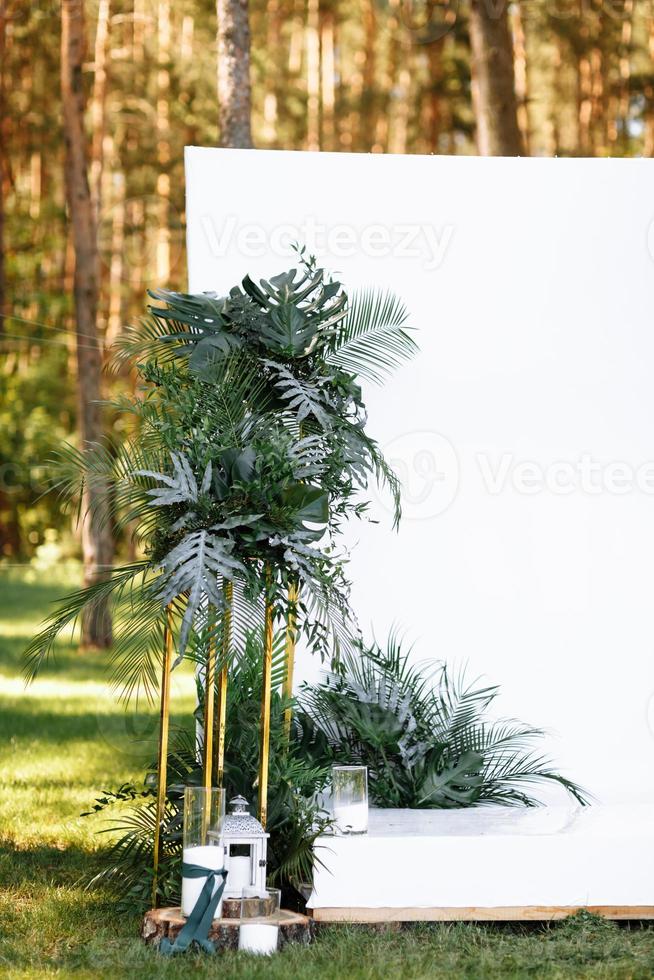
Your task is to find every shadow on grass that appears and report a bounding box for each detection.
[0,837,108,889]
[0,702,162,744]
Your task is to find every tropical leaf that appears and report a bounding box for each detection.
[24,562,152,682]
[135,451,211,507]
[259,303,321,356]
[297,636,589,809]
[158,530,245,660]
[263,360,332,429]
[326,288,418,383]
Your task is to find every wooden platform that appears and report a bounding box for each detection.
[142,906,313,950]
[310,905,654,923]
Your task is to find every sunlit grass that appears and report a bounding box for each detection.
[1,569,654,978]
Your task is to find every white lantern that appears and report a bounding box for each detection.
[222,795,269,899]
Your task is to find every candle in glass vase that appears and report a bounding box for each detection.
[238,922,279,955]
[331,765,368,835]
[239,888,281,956]
[332,800,368,834]
[181,843,225,918]
[180,787,226,919]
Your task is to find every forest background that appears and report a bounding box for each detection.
[1,0,649,643]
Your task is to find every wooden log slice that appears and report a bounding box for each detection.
[141,906,313,951]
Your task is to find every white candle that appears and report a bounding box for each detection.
[333,800,368,834]
[181,844,225,918]
[238,922,279,955]
[227,854,252,896]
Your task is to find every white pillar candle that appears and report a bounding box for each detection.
[227,854,252,896]
[238,922,279,955]
[333,800,368,834]
[181,844,225,918]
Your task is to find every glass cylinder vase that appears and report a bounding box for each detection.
[332,765,368,835]
[181,786,226,918]
[238,886,281,955]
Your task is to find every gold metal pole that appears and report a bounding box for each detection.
[202,606,216,789]
[282,580,299,742]
[200,605,217,838]
[213,581,232,786]
[152,604,174,909]
[257,567,274,828]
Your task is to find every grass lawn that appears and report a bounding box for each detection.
[1,570,654,979]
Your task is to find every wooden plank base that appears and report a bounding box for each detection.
[310,906,654,923]
[142,907,313,950]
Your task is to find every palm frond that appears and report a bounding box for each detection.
[326,288,418,383]
[24,562,151,681]
[108,314,182,371]
[297,635,589,809]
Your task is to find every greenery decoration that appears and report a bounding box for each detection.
[296,635,589,809]
[25,249,417,899]
[83,629,332,913]
[84,630,588,913]
[25,249,418,699]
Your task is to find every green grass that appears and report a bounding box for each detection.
[1,570,654,978]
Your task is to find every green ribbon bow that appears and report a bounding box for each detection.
[160,863,228,956]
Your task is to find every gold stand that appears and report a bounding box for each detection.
[213,581,232,786]
[283,580,299,741]
[202,605,216,795]
[258,567,274,828]
[152,605,174,909]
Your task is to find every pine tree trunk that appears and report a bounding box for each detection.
[216,0,253,147]
[469,0,523,156]
[61,0,114,648]
[320,9,335,150]
[156,0,171,284]
[362,0,377,150]
[511,1,530,154]
[0,0,6,332]
[89,0,110,215]
[305,0,320,150]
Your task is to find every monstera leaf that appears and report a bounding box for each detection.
[417,750,484,808]
[148,288,229,328]
[242,268,347,357]
[340,698,407,752]
[147,289,244,375]
[212,447,257,499]
[282,483,329,535]
[187,332,243,376]
[259,304,321,356]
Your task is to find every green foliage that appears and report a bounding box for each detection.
[0,345,75,559]
[296,635,589,809]
[26,256,417,696]
[4,572,647,978]
[80,629,588,914]
[83,630,331,912]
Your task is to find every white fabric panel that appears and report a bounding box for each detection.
[184,147,654,809]
[310,806,654,908]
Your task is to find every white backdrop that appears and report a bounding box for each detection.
[185,147,654,805]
